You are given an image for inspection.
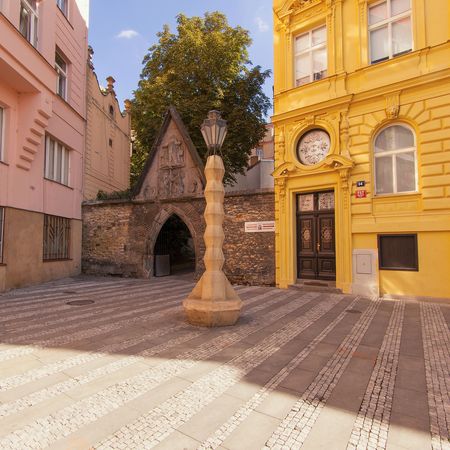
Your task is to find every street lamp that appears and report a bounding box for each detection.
[183,110,242,327]
[201,110,228,155]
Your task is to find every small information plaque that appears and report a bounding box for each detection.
[245,221,275,233]
[356,180,366,187]
[355,189,367,199]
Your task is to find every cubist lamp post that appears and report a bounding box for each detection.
[183,110,242,326]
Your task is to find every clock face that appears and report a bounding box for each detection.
[297,129,331,166]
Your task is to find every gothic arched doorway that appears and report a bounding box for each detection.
[153,214,196,276]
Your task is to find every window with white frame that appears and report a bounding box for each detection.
[19,0,38,47]
[45,135,70,186]
[0,107,4,162]
[294,25,327,87]
[0,207,4,263]
[369,0,412,64]
[56,0,68,16]
[374,124,417,195]
[55,51,67,100]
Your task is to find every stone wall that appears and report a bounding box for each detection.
[82,190,275,285]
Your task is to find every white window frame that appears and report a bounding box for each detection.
[294,25,327,87]
[19,0,38,47]
[55,50,68,100]
[373,123,418,196]
[368,0,413,64]
[45,135,70,186]
[0,207,4,263]
[0,107,4,162]
[56,0,68,17]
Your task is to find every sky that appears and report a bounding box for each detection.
[88,0,273,114]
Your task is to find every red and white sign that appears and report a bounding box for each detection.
[244,221,275,233]
[355,189,367,198]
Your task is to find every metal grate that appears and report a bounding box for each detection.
[43,215,70,260]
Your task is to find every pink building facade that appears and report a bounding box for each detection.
[0,0,89,291]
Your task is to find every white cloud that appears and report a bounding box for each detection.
[116,29,139,39]
[255,17,269,33]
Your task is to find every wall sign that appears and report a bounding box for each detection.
[356,180,366,187]
[245,221,275,233]
[355,189,367,198]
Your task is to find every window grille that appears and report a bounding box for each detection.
[43,215,70,260]
[369,0,412,64]
[19,0,38,47]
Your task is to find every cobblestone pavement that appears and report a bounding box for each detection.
[0,276,449,450]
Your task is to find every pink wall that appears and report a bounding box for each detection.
[0,0,89,220]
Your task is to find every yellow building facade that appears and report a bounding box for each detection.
[273,0,450,298]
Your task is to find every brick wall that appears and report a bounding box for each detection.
[82,190,275,285]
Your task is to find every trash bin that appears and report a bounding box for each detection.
[154,254,170,277]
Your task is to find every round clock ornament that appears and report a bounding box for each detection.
[297,129,331,166]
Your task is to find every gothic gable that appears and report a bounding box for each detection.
[133,107,205,201]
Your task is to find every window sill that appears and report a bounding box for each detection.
[379,267,419,272]
[44,177,73,190]
[0,263,6,266]
[0,160,8,167]
[373,192,421,201]
[43,258,72,263]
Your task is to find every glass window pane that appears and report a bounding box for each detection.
[0,107,3,160]
[295,33,310,52]
[47,138,55,179]
[369,2,387,25]
[391,0,411,16]
[375,126,414,152]
[370,26,389,63]
[63,148,69,185]
[313,48,327,80]
[396,152,416,192]
[56,143,62,182]
[296,53,311,85]
[392,17,412,56]
[19,6,30,39]
[312,26,326,45]
[375,156,394,194]
[55,53,66,71]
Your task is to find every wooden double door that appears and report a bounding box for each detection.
[296,191,336,280]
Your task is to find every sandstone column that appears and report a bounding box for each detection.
[183,154,242,326]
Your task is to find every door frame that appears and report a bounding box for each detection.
[296,190,336,281]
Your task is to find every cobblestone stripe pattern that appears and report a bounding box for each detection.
[264,297,382,449]
[0,292,319,449]
[198,295,361,450]
[0,289,277,416]
[420,303,450,450]
[0,287,257,392]
[347,300,405,450]
[94,294,344,449]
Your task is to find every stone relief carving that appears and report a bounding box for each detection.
[385,93,401,119]
[160,136,185,169]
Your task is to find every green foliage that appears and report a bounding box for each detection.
[96,189,132,201]
[131,12,271,186]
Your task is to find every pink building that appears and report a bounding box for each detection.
[0,0,89,291]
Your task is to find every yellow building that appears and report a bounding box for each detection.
[272,0,450,298]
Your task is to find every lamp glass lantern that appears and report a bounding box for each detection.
[201,110,227,155]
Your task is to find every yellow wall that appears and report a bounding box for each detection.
[273,0,450,298]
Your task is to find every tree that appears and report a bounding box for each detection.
[131,12,271,185]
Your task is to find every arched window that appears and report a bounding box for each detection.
[374,124,417,195]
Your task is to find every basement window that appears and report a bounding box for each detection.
[378,234,418,271]
[43,214,71,260]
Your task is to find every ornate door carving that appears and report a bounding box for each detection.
[297,191,336,280]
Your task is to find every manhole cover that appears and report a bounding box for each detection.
[346,309,361,314]
[66,300,94,306]
[63,290,78,295]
